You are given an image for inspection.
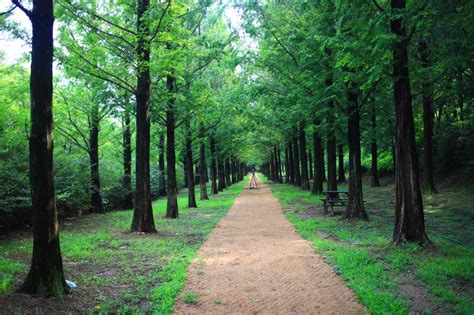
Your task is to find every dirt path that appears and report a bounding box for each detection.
[174,176,363,314]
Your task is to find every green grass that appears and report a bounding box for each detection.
[266,176,474,315]
[0,179,246,313]
[183,290,198,304]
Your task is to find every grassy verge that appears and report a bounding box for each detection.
[266,176,473,314]
[0,179,246,314]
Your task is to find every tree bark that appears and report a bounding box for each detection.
[337,144,346,183]
[225,159,231,187]
[327,103,338,193]
[418,39,437,194]
[19,0,69,297]
[199,126,209,200]
[308,151,313,180]
[299,122,310,190]
[343,90,368,220]
[165,73,179,218]
[131,0,156,232]
[391,0,431,245]
[122,110,134,208]
[293,132,301,186]
[370,104,381,187]
[288,140,294,184]
[277,145,283,183]
[321,144,327,182]
[312,120,324,194]
[185,118,197,208]
[218,156,226,192]
[210,135,218,194]
[89,106,104,213]
[158,132,166,197]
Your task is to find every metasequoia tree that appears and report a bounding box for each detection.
[13,0,69,297]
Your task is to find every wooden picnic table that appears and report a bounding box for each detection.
[321,190,349,215]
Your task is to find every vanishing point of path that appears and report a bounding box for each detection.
[174,176,363,314]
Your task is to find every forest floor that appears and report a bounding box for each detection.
[174,175,362,314]
[268,171,474,314]
[0,180,246,314]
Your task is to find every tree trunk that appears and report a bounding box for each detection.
[285,145,290,183]
[327,104,338,193]
[293,133,301,186]
[165,73,178,218]
[299,122,310,190]
[288,140,294,184]
[218,157,226,192]
[312,120,324,194]
[273,146,279,182]
[277,145,283,183]
[210,135,218,194]
[337,144,345,183]
[308,151,313,180]
[343,90,368,220]
[321,145,327,182]
[370,104,381,187]
[225,159,231,187]
[122,110,134,209]
[183,155,188,188]
[391,0,431,245]
[131,0,156,232]
[199,126,209,200]
[19,0,69,297]
[185,118,197,208]
[89,107,104,213]
[158,133,166,197]
[418,39,437,194]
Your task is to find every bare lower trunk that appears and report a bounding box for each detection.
[343,90,368,220]
[210,135,218,195]
[327,105,337,192]
[337,144,345,183]
[199,127,209,200]
[288,140,294,184]
[185,119,197,208]
[370,104,381,187]
[285,145,290,183]
[312,120,323,194]
[225,159,231,187]
[122,110,134,208]
[19,0,69,297]
[158,133,166,196]
[299,122,310,190]
[165,73,178,218]
[308,151,313,180]
[293,132,301,186]
[391,0,431,245]
[89,107,104,213]
[277,145,283,183]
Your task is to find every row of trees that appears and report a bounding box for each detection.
[1,0,252,297]
[242,0,473,245]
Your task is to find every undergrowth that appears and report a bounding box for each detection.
[0,179,245,313]
[268,177,474,315]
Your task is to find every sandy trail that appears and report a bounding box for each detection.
[173,175,363,315]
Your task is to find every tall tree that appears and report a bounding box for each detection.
[390,0,431,245]
[131,0,156,232]
[15,0,69,297]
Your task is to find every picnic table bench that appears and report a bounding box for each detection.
[321,190,349,215]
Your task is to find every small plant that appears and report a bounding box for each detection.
[214,299,222,305]
[184,291,198,304]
